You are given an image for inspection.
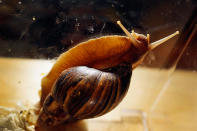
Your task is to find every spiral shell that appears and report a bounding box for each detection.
[37,63,132,127]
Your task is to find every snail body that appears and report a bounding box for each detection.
[41,34,148,103]
[37,21,179,127]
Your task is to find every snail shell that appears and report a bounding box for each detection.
[37,64,132,126]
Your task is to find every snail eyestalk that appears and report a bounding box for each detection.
[149,31,179,50]
[117,21,139,47]
[132,30,138,38]
[147,34,150,44]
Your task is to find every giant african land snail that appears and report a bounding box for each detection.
[37,21,179,127]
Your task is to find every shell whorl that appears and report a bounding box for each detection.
[37,63,132,127]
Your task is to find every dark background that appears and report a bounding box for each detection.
[0,0,196,70]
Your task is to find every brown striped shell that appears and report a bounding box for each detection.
[37,64,132,127]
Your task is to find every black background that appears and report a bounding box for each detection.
[0,0,196,70]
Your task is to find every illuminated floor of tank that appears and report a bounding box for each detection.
[0,57,196,131]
